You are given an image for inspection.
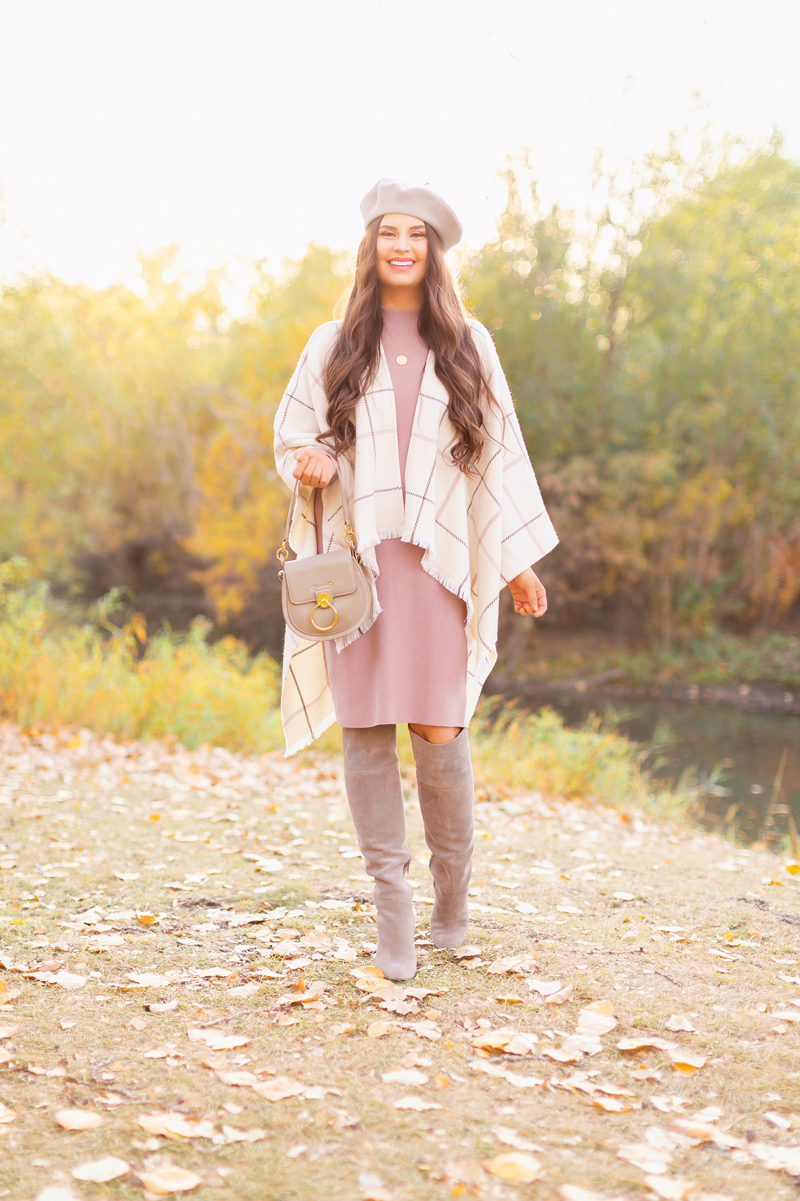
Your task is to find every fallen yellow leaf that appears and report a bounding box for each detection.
[472,1028,519,1051]
[486,955,535,976]
[137,1165,203,1195]
[227,983,260,998]
[482,1151,543,1182]
[27,970,87,990]
[629,1066,662,1081]
[213,1069,259,1087]
[526,977,564,996]
[55,1109,103,1130]
[583,999,614,1015]
[667,1048,706,1071]
[126,971,173,987]
[617,1141,672,1173]
[544,984,573,1005]
[577,1009,617,1036]
[541,1047,581,1063]
[593,1095,632,1112]
[381,1067,429,1085]
[219,1124,266,1143]
[493,1126,541,1152]
[137,1113,215,1139]
[617,1036,677,1053]
[367,1020,398,1039]
[402,1019,442,1041]
[71,1157,130,1182]
[665,1014,696,1033]
[643,1176,695,1200]
[252,1075,306,1101]
[393,1095,442,1110]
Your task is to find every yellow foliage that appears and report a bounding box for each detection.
[0,561,686,815]
[185,244,350,616]
[0,244,349,626]
[0,560,282,751]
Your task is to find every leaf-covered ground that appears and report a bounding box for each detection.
[0,723,799,1201]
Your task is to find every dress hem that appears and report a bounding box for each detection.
[334,713,469,729]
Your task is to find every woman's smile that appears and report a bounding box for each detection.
[376,212,429,301]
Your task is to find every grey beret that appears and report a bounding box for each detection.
[360,177,463,252]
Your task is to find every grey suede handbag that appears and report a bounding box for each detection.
[276,477,371,642]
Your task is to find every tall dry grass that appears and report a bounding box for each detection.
[0,559,282,751]
[0,559,688,813]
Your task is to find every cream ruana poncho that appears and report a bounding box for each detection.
[273,318,559,755]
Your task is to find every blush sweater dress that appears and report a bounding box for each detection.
[313,306,468,728]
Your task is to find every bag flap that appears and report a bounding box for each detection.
[284,549,359,606]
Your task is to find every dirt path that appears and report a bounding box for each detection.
[1,723,799,1201]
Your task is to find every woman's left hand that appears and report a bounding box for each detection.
[508,568,547,617]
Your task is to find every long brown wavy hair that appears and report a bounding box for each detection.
[322,219,495,474]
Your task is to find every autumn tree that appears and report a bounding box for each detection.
[466,135,800,646]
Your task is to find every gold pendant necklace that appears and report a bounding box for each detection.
[383,322,415,366]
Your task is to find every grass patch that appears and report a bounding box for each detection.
[0,727,798,1200]
[0,559,282,751]
[504,626,800,690]
[0,559,694,816]
[618,628,800,688]
[470,700,684,813]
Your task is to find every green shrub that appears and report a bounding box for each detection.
[0,559,282,751]
[0,559,691,816]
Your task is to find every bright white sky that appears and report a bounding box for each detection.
[1,0,798,294]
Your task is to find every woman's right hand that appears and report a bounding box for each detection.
[292,446,338,488]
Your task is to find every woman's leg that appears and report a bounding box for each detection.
[341,724,416,981]
[408,724,461,744]
[408,724,474,949]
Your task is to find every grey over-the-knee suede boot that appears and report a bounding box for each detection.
[341,725,416,981]
[409,727,474,949]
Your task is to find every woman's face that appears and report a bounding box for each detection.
[375,213,428,292]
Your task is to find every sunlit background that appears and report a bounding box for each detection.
[1,0,799,292]
[1,0,799,838]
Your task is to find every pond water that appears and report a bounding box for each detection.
[518,691,800,845]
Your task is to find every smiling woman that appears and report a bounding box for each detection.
[321,185,495,478]
[376,213,429,324]
[273,177,558,982]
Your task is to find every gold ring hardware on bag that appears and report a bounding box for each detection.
[278,466,371,643]
[310,591,338,631]
[344,524,362,562]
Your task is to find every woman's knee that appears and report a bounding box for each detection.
[408,723,462,744]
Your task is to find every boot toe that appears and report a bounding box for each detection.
[375,953,417,981]
[430,924,468,950]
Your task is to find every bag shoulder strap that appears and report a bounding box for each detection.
[278,457,357,566]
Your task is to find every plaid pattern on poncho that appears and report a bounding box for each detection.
[273,318,559,755]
